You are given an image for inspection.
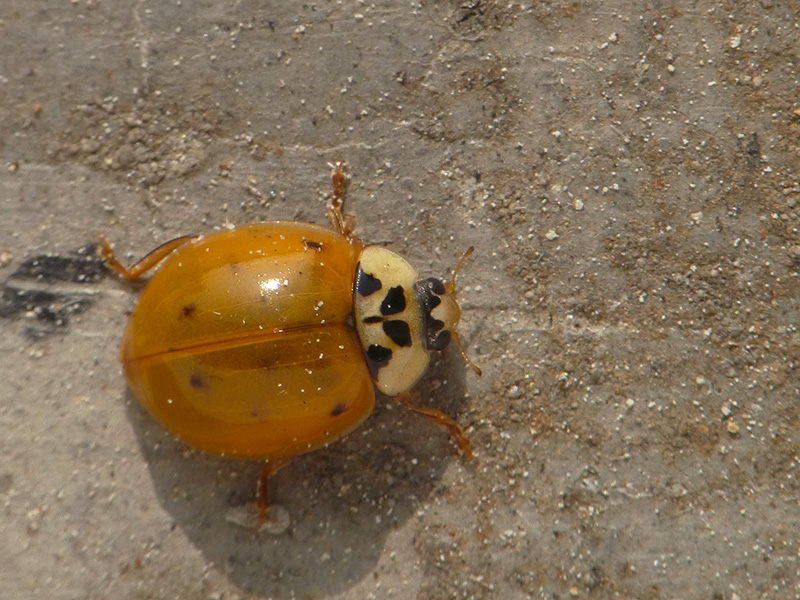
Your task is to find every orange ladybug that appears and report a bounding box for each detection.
[99,162,480,518]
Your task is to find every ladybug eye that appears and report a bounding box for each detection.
[430,329,452,351]
[426,277,446,295]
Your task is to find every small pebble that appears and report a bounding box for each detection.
[506,384,524,399]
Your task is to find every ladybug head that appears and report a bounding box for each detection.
[417,247,482,376]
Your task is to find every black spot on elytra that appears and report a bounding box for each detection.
[189,374,207,389]
[330,403,347,417]
[304,240,323,250]
[181,303,197,317]
[365,344,392,378]
[383,320,412,347]
[355,266,382,297]
[380,286,406,316]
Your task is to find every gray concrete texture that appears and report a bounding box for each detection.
[1,1,798,598]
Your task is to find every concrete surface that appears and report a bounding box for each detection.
[1,1,798,599]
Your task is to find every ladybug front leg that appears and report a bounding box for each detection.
[327,160,356,237]
[96,234,198,280]
[256,457,293,520]
[395,393,475,462]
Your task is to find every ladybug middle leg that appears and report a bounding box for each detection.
[395,392,475,462]
[97,234,199,280]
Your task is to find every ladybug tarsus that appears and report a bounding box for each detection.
[257,457,292,520]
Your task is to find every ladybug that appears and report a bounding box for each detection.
[98,162,480,519]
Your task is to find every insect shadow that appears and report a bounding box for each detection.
[124,348,471,597]
[0,245,104,339]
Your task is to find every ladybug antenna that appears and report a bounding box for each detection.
[446,246,474,293]
[452,330,482,377]
[448,246,482,377]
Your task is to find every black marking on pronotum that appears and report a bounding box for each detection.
[380,286,406,316]
[181,303,197,318]
[330,403,347,417]
[365,344,392,378]
[363,315,383,324]
[355,266,382,297]
[189,373,207,389]
[383,320,412,347]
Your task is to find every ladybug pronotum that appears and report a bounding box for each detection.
[99,162,480,519]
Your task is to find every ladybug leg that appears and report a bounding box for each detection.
[96,234,198,280]
[256,457,292,520]
[395,393,475,462]
[327,160,355,237]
